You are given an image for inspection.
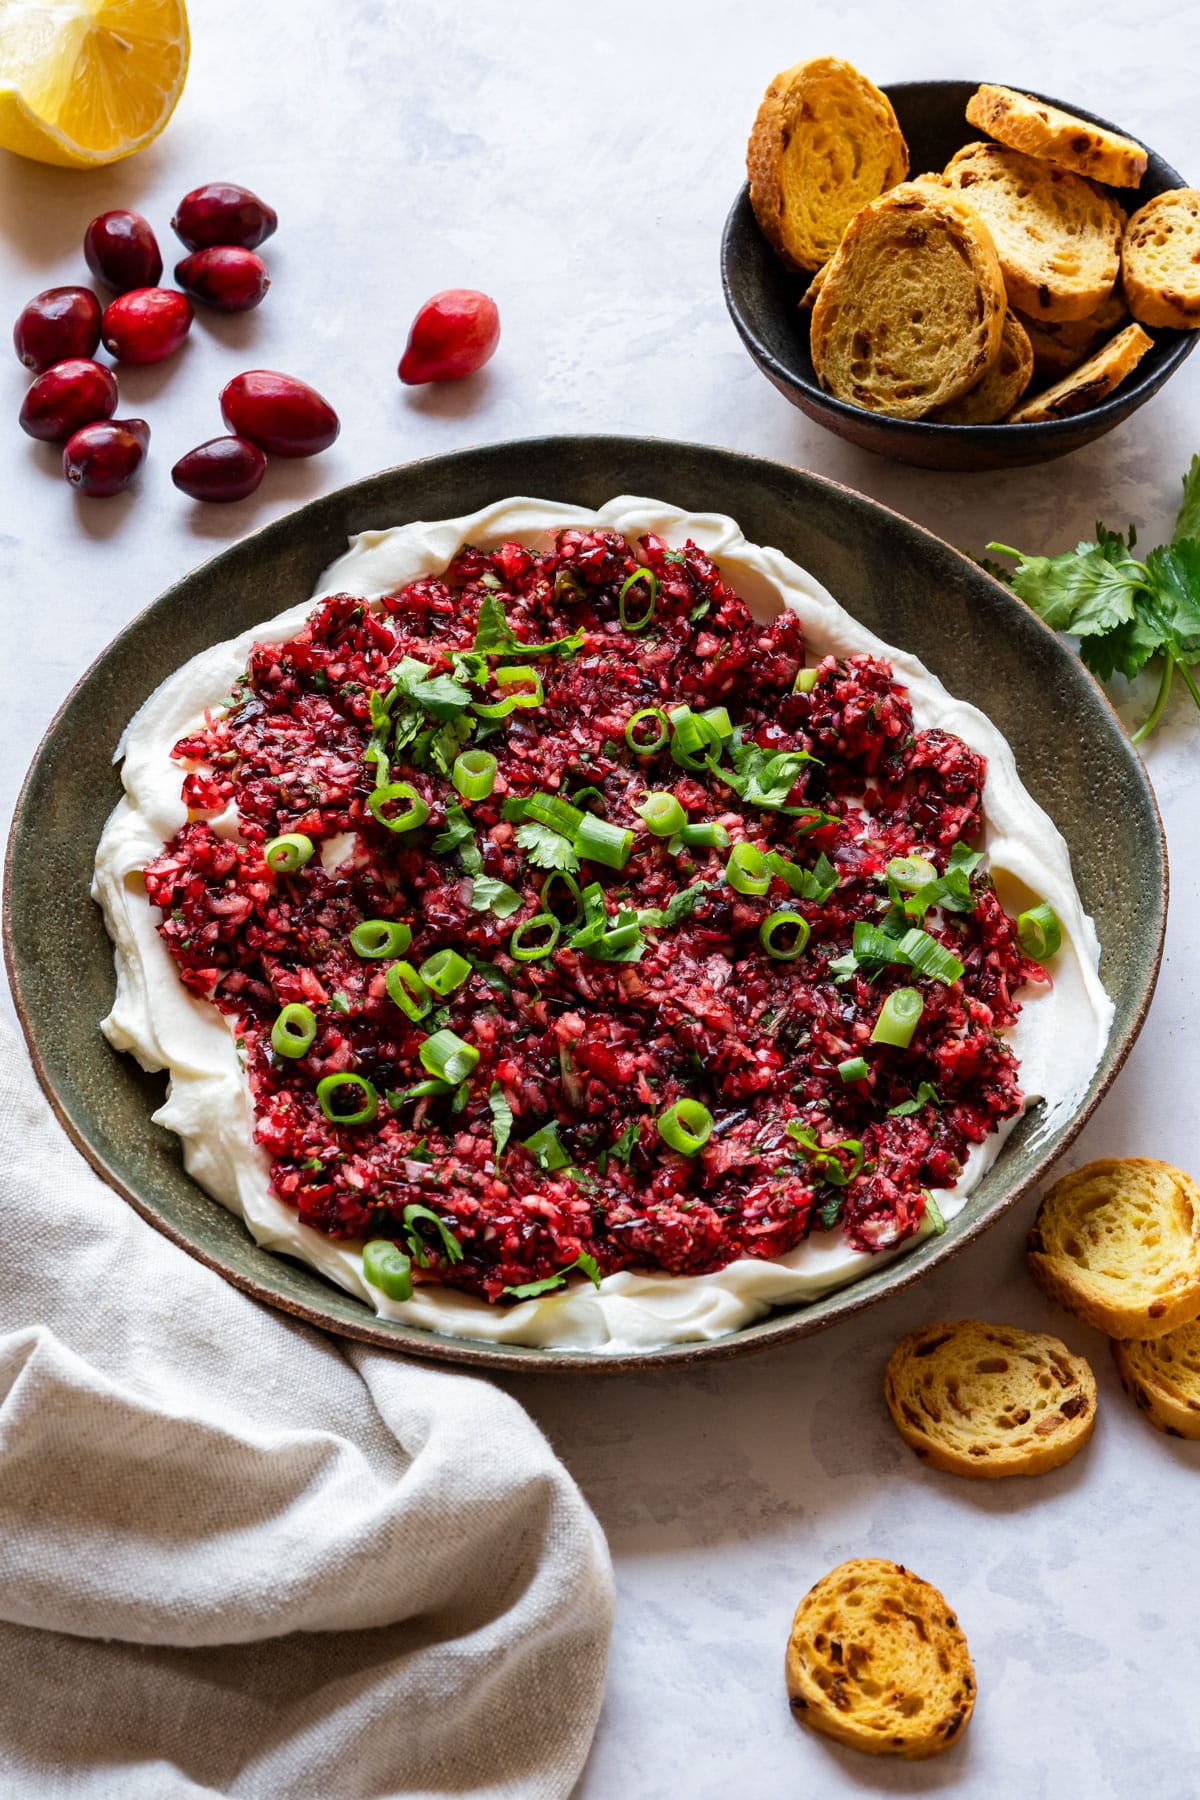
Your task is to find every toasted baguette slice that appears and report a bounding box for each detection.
[786,1559,975,1759]
[965,84,1148,188]
[798,259,830,314]
[1016,287,1129,377]
[1027,1158,1200,1337]
[1007,322,1152,421]
[931,311,1033,422]
[942,142,1123,321]
[809,183,1006,418]
[1122,189,1200,329]
[884,1320,1096,1476]
[1113,1319,1200,1437]
[747,57,909,272]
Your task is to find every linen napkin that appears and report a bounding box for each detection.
[0,1021,613,1798]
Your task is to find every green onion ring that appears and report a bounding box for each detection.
[350,919,412,960]
[452,749,497,801]
[362,1239,414,1301]
[793,667,818,694]
[726,841,771,896]
[316,1072,378,1126]
[540,870,584,926]
[366,781,430,834]
[759,909,811,960]
[270,1002,317,1058]
[625,707,670,756]
[637,791,687,837]
[419,948,471,995]
[1017,902,1062,964]
[419,1029,480,1085]
[618,566,658,632]
[887,855,938,893]
[575,812,633,870]
[838,1056,870,1084]
[675,820,729,851]
[473,666,543,719]
[657,1097,714,1156]
[510,913,561,962]
[263,833,314,873]
[385,960,433,1021]
[871,986,924,1047]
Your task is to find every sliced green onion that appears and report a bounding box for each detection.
[316,1072,378,1126]
[1018,902,1062,964]
[363,1239,413,1301]
[625,707,670,755]
[871,986,924,1048]
[619,566,658,632]
[675,820,729,850]
[700,705,734,739]
[419,948,471,995]
[793,667,818,694]
[385,960,432,1021]
[838,1056,869,1084]
[570,785,606,814]
[637,791,687,836]
[366,781,430,834]
[350,918,411,959]
[923,1189,947,1236]
[264,833,314,873]
[726,841,771,896]
[575,813,633,870]
[887,855,937,893]
[271,1003,316,1058]
[527,792,584,837]
[759,910,811,960]
[419,1029,479,1085]
[473,666,543,718]
[668,704,723,772]
[510,913,561,961]
[540,869,584,926]
[657,1097,714,1156]
[452,749,497,801]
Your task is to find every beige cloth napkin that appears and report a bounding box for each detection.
[0,1023,613,1797]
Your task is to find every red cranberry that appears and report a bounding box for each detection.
[20,359,119,442]
[13,287,102,372]
[63,418,149,496]
[172,183,278,251]
[174,247,270,313]
[397,290,500,384]
[101,288,193,365]
[172,435,266,502]
[220,370,339,457]
[84,210,163,292]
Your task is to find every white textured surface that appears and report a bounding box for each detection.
[1,0,1198,1793]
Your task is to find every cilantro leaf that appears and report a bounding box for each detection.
[431,805,482,873]
[988,538,1142,635]
[1175,453,1200,544]
[1144,541,1200,651]
[469,875,523,918]
[488,1082,513,1172]
[903,843,982,921]
[522,1121,570,1171]
[502,1250,603,1299]
[639,881,714,931]
[887,1081,941,1118]
[406,672,472,721]
[472,593,586,660]
[817,1193,845,1231]
[515,821,579,872]
[401,1202,463,1267]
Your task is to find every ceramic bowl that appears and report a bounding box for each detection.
[3,437,1166,1370]
[721,80,1196,471]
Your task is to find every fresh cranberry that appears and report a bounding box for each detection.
[172,435,266,501]
[84,210,163,292]
[174,247,270,313]
[171,183,278,251]
[101,288,193,364]
[397,290,500,384]
[219,371,339,457]
[13,287,102,372]
[63,418,149,496]
[19,359,119,442]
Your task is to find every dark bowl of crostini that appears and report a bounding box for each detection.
[721,79,1196,472]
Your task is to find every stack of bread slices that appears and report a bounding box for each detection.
[748,61,1199,422]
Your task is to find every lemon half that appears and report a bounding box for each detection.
[0,0,189,168]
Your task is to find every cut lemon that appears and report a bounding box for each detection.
[0,0,189,168]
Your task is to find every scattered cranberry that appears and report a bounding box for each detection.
[172,183,278,251]
[174,246,270,313]
[397,289,500,384]
[172,434,266,502]
[63,418,149,496]
[84,210,163,293]
[101,288,193,365]
[220,370,339,457]
[19,359,119,442]
[13,287,102,373]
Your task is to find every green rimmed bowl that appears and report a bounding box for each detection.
[2,436,1166,1371]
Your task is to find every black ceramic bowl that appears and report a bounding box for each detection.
[721,79,1196,472]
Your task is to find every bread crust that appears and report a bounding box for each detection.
[884,1320,1096,1476]
[1006,322,1152,422]
[931,310,1033,422]
[809,183,1006,419]
[942,142,1123,321]
[965,84,1147,188]
[747,56,908,273]
[786,1559,975,1759]
[1015,287,1129,378]
[1026,1157,1200,1337]
[1113,1319,1200,1438]
[1122,189,1200,330]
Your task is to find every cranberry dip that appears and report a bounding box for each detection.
[94,498,1112,1350]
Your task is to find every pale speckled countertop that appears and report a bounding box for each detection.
[2,2,1198,1795]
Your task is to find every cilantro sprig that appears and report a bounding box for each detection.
[988,455,1200,744]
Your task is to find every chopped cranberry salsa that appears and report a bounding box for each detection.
[144,528,1047,1303]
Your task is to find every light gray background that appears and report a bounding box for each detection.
[2,2,1197,1795]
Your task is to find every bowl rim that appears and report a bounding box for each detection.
[721,77,1197,440]
[2,433,1169,1373]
